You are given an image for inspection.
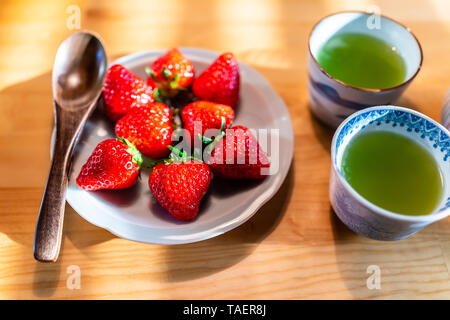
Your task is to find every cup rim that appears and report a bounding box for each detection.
[308,10,424,93]
[331,105,450,223]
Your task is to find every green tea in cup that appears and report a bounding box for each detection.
[340,131,444,216]
[316,32,407,89]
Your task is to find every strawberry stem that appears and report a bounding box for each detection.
[168,145,187,163]
[145,66,158,82]
[153,88,163,103]
[145,66,152,77]
[197,117,231,161]
[197,116,226,145]
[162,66,172,79]
[198,134,213,144]
[167,145,202,163]
[169,73,179,89]
[219,116,226,132]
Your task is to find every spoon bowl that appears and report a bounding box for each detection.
[53,32,107,110]
[34,31,107,262]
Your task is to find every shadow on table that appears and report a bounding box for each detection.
[308,104,335,154]
[32,236,65,298]
[328,206,377,299]
[163,163,295,282]
[32,203,117,297]
[329,206,359,242]
[308,95,421,155]
[0,72,61,298]
[0,72,52,247]
[64,203,117,249]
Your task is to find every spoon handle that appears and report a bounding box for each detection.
[34,105,87,262]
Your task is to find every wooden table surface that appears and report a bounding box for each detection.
[1,0,449,299]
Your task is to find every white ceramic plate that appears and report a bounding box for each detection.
[64,48,294,244]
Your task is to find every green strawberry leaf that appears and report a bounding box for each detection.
[162,66,172,79]
[118,138,143,170]
[198,133,213,144]
[169,74,179,89]
[168,145,185,163]
[167,145,202,163]
[145,66,157,81]
[153,88,163,103]
[219,116,226,132]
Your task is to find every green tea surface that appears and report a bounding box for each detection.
[316,32,407,89]
[340,131,443,216]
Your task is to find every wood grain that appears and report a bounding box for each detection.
[0,0,449,299]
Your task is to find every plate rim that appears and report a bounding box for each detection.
[65,47,294,245]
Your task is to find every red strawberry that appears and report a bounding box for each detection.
[149,161,212,221]
[147,48,195,97]
[208,126,270,179]
[192,52,240,107]
[102,64,155,122]
[182,100,234,144]
[115,103,173,159]
[76,138,142,191]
